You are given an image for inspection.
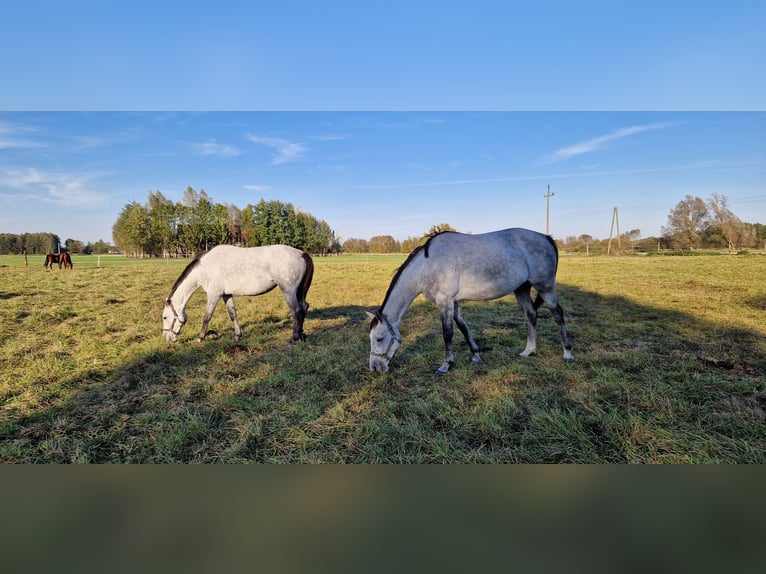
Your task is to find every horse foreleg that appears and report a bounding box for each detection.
[537,291,574,362]
[222,294,242,341]
[454,303,483,365]
[548,300,574,362]
[514,284,538,358]
[198,295,220,342]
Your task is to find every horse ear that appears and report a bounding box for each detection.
[365,310,376,321]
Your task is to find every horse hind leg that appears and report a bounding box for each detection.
[281,290,307,343]
[514,283,538,358]
[222,294,242,341]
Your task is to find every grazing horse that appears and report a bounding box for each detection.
[44,253,59,269]
[60,252,73,269]
[367,228,573,374]
[44,253,72,270]
[163,244,314,343]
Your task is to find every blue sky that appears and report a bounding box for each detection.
[0,2,764,244]
[1,112,763,243]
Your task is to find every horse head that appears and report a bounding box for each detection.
[366,310,402,373]
[162,298,186,342]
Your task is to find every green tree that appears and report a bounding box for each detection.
[113,201,150,257]
[64,238,85,253]
[342,238,368,253]
[210,202,232,246]
[401,237,420,253]
[369,235,398,253]
[148,190,177,257]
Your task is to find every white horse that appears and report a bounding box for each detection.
[367,228,573,374]
[163,244,313,343]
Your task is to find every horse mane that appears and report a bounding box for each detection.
[168,251,206,298]
[378,233,451,313]
[421,230,455,258]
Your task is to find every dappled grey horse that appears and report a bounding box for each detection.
[163,244,313,343]
[367,228,573,374]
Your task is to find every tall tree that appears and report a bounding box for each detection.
[148,190,177,257]
[113,201,150,257]
[661,195,710,249]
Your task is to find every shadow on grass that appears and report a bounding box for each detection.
[1,286,764,463]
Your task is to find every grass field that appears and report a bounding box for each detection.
[1,253,764,463]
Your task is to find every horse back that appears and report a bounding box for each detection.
[198,244,310,296]
[422,228,559,299]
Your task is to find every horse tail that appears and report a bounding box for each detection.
[544,234,560,271]
[297,252,314,310]
[531,234,561,310]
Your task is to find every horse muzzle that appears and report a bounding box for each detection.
[369,354,390,373]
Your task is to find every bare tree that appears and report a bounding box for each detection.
[707,193,752,253]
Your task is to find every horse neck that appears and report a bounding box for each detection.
[381,256,423,327]
[169,269,200,311]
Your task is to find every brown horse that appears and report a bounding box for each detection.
[44,253,73,270]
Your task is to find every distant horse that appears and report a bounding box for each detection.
[43,251,73,269]
[367,228,573,374]
[163,244,314,343]
[44,252,73,270]
[60,252,73,269]
[44,253,60,269]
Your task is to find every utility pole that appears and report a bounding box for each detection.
[607,207,621,255]
[544,185,554,235]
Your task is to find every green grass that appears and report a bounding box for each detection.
[1,254,764,462]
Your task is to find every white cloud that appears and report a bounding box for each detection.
[0,120,44,149]
[246,134,306,164]
[544,122,677,164]
[188,140,241,158]
[243,184,269,192]
[0,166,107,207]
[310,134,349,142]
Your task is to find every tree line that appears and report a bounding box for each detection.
[562,193,765,254]
[0,233,112,256]
[111,188,341,257]
[341,224,458,254]
[4,192,763,258]
[660,193,764,251]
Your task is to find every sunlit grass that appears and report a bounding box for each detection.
[1,254,764,462]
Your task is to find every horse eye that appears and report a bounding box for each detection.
[376,337,385,343]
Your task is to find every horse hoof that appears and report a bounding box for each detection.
[434,365,450,376]
[471,356,484,365]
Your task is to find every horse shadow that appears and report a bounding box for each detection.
[0,292,22,301]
